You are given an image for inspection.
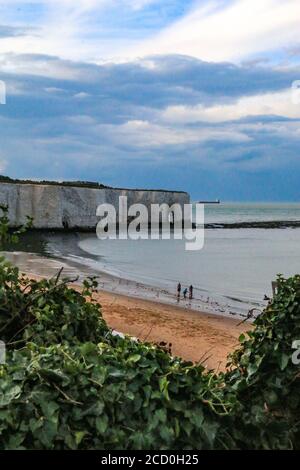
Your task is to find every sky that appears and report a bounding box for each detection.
[0,0,300,200]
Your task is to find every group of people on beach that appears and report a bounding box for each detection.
[177,283,193,301]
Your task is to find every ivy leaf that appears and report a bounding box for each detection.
[75,431,87,446]
[95,415,109,434]
[278,353,289,371]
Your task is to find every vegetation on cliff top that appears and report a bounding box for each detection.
[0,175,187,194]
[0,175,110,190]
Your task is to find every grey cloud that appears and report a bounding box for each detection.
[0,25,35,38]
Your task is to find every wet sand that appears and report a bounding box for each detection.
[22,270,252,371]
[5,251,250,318]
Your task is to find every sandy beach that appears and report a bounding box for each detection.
[22,270,251,371]
[98,290,251,370]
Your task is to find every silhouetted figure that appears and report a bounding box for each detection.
[183,288,188,299]
[189,285,194,300]
[177,282,181,300]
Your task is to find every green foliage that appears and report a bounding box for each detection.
[0,262,109,348]
[0,209,299,449]
[225,274,300,449]
[0,205,33,249]
[0,341,235,450]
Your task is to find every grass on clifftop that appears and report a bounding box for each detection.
[0,175,188,194]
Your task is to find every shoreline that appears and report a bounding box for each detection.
[5,250,251,319]
[7,215,300,232]
[11,261,252,371]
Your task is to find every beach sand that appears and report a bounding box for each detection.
[98,290,251,370]
[23,271,252,371]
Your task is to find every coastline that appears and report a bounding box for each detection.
[5,249,251,319]
[6,252,252,371]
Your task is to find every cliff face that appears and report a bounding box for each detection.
[0,183,190,229]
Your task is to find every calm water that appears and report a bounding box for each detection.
[204,202,300,224]
[40,203,300,316]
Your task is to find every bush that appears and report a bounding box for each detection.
[0,341,234,450]
[225,274,300,449]
[0,260,108,347]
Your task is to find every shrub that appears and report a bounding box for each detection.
[225,274,300,449]
[0,341,234,450]
[0,259,109,348]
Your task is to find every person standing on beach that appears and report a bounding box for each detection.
[189,285,193,300]
[177,282,181,299]
[183,288,188,299]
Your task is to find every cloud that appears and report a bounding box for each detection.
[44,86,66,94]
[1,53,299,102]
[73,92,91,99]
[97,119,251,148]
[0,54,89,80]
[128,0,300,63]
[0,25,34,38]
[161,89,300,124]
[287,45,300,57]
[0,0,195,62]
[1,0,299,67]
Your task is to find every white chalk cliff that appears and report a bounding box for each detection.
[0,182,190,229]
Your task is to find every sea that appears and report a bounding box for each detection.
[7,202,300,318]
